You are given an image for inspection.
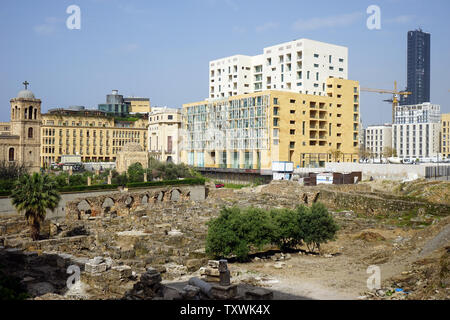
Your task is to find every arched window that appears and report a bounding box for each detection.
[28,106,33,119]
[34,108,37,120]
[24,108,28,119]
[9,148,14,161]
[28,127,33,138]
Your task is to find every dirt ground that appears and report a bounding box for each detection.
[226,201,450,300]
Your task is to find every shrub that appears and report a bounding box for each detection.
[270,207,306,251]
[206,206,274,262]
[126,178,205,188]
[113,173,128,186]
[205,207,250,261]
[301,203,339,252]
[206,203,339,260]
[69,174,87,186]
[128,163,145,183]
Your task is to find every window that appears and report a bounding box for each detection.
[273,98,279,105]
[290,129,295,135]
[9,148,14,161]
[28,127,33,138]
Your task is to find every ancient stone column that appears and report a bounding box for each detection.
[144,172,148,182]
[107,175,112,185]
[87,176,91,186]
[218,259,231,286]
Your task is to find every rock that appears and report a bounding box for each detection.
[91,256,104,265]
[140,272,162,286]
[273,262,286,269]
[245,288,274,300]
[163,286,183,300]
[28,282,55,297]
[186,259,203,272]
[182,285,200,299]
[211,284,238,300]
[376,289,386,297]
[208,260,219,268]
[85,262,107,274]
[112,265,132,279]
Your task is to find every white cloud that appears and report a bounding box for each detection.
[293,12,364,31]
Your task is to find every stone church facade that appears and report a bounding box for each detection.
[0,83,42,173]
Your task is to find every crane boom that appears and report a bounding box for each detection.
[360,81,412,123]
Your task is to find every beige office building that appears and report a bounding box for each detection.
[148,107,182,164]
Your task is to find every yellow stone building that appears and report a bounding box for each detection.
[0,83,42,173]
[441,113,450,159]
[181,78,359,172]
[40,107,148,167]
[124,97,151,114]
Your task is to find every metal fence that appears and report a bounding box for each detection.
[425,165,450,180]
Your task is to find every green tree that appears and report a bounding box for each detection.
[68,174,87,186]
[11,173,61,241]
[54,172,69,188]
[270,207,307,251]
[206,207,249,261]
[300,203,339,252]
[128,163,145,183]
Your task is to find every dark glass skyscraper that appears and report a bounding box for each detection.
[402,29,431,105]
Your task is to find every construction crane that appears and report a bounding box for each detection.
[360,81,412,123]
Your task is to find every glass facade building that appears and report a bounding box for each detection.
[402,29,431,106]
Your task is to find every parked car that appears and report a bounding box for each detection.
[215,184,225,188]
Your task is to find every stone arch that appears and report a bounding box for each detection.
[157,191,165,202]
[170,189,182,201]
[8,148,14,162]
[125,196,134,208]
[141,194,149,204]
[312,192,320,203]
[102,197,115,213]
[77,200,92,219]
[302,193,308,204]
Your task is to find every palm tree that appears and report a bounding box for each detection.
[11,173,61,241]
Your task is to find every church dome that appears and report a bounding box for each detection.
[17,89,35,99]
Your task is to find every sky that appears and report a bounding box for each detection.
[1,0,449,127]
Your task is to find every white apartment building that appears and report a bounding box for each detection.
[148,107,182,164]
[393,103,441,160]
[209,38,348,99]
[365,124,393,158]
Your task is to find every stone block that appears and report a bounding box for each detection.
[85,262,108,274]
[183,285,200,299]
[186,258,203,272]
[140,272,162,286]
[211,284,238,300]
[112,265,132,279]
[204,267,220,276]
[245,288,274,300]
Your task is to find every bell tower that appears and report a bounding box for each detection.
[10,81,42,173]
